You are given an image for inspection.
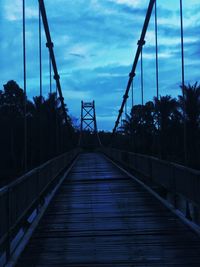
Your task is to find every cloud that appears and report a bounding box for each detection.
[3,0,38,21]
[1,0,200,130]
[69,53,86,59]
[63,89,92,100]
[108,0,147,8]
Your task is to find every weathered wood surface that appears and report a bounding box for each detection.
[16,153,200,266]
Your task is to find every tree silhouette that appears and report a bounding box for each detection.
[154,95,181,159]
[120,101,156,153]
[0,79,199,186]
[179,83,200,167]
[118,85,199,169]
[0,80,76,185]
[0,81,25,178]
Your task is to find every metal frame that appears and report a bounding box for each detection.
[79,101,101,147]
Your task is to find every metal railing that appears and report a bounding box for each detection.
[101,147,200,225]
[0,148,80,264]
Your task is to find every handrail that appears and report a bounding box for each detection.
[0,148,80,264]
[100,147,200,225]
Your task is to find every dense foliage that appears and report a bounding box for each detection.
[0,80,199,185]
[0,80,77,184]
[113,83,200,169]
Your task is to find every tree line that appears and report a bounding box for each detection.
[0,80,78,184]
[0,80,199,185]
[111,83,200,169]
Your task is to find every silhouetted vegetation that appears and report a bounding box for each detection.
[1,80,199,185]
[103,83,200,170]
[0,80,78,185]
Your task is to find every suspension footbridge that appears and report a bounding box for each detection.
[1,0,200,266]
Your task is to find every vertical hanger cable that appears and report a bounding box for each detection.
[23,0,27,171]
[180,0,187,164]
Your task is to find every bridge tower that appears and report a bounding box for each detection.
[79,101,101,148]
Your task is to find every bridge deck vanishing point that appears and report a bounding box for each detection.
[16,153,200,267]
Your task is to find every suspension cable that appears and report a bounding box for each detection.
[39,0,75,148]
[131,80,134,108]
[125,100,127,115]
[38,0,68,125]
[39,6,42,98]
[141,46,144,106]
[110,0,155,143]
[55,85,59,154]
[155,0,159,99]
[49,54,52,94]
[180,0,187,164]
[131,80,134,150]
[140,45,145,152]
[154,0,160,157]
[39,3,43,163]
[23,0,27,171]
[180,0,185,88]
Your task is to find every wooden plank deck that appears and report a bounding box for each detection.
[16,153,200,266]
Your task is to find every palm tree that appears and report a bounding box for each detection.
[179,83,200,128]
[0,81,26,176]
[154,95,180,159]
[179,83,200,167]
[120,101,156,154]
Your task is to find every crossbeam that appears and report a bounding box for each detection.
[79,100,101,147]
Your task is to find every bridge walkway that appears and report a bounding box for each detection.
[16,153,200,266]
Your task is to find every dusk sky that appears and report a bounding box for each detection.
[1,0,200,130]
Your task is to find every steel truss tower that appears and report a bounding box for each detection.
[79,101,101,148]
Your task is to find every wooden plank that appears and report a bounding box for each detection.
[16,153,200,266]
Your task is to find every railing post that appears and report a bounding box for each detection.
[171,164,177,208]
[186,201,192,220]
[6,188,11,262]
[36,168,40,214]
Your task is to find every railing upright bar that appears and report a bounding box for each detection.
[1,149,80,265]
[6,188,11,261]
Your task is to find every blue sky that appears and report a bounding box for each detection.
[0,0,200,130]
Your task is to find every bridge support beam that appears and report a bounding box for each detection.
[79,101,101,148]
